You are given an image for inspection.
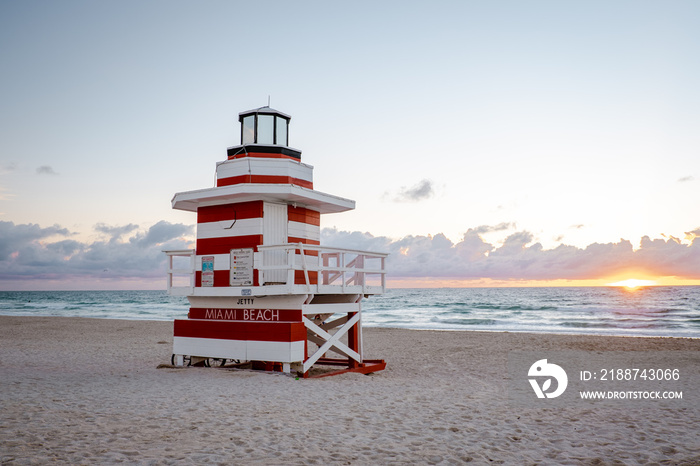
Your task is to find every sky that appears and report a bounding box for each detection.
[1,0,699,290]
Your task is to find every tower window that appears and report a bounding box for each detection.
[239,108,291,146]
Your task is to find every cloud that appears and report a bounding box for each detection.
[3,220,699,288]
[677,176,694,183]
[0,221,72,260]
[685,228,700,241]
[471,223,515,235]
[95,223,140,242]
[129,220,193,248]
[36,166,58,175]
[321,228,394,252]
[1,163,17,174]
[389,179,435,202]
[0,221,193,284]
[45,240,84,256]
[322,225,700,281]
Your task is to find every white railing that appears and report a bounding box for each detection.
[164,244,387,296]
[257,243,388,294]
[164,249,195,296]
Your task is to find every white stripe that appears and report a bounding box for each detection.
[197,218,263,239]
[174,336,246,360]
[288,221,320,241]
[198,219,317,240]
[172,183,355,214]
[173,337,304,363]
[216,158,313,183]
[248,340,305,362]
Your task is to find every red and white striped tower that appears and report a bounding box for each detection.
[165,107,387,377]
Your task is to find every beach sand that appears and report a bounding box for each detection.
[1,316,699,465]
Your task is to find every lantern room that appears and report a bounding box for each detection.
[226,107,302,161]
[240,107,290,146]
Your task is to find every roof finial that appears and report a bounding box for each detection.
[267,95,271,107]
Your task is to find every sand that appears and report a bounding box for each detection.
[1,316,699,465]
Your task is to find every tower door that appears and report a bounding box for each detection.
[263,202,288,283]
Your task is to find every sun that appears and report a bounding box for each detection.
[607,278,656,289]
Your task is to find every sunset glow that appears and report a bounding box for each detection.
[607,279,657,289]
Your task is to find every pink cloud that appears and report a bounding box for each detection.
[2,220,698,290]
[323,227,700,281]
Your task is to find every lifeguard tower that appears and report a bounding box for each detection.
[164,107,387,377]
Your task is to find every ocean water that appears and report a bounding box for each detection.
[363,287,700,338]
[0,287,698,338]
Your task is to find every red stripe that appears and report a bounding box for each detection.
[197,201,263,223]
[195,270,260,287]
[228,152,300,161]
[217,175,313,189]
[294,270,318,285]
[174,319,306,342]
[288,206,321,226]
[195,270,237,287]
[196,235,262,255]
[189,308,302,321]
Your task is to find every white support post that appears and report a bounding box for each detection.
[381,256,386,292]
[355,294,364,361]
[298,242,311,292]
[166,254,173,293]
[286,247,294,290]
[255,251,265,286]
[341,252,346,293]
[356,254,365,291]
[188,252,195,292]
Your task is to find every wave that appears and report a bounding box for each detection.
[1,287,699,338]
